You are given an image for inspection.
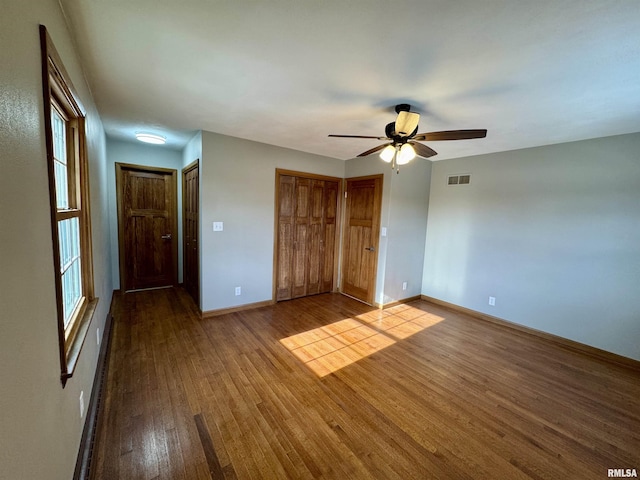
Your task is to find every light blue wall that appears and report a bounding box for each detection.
[422,133,640,360]
[182,130,202,169]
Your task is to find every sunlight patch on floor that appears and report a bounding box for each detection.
[357,306,445,340]
[280,306,444,377]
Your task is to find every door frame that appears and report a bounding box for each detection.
[340,174,383,306]
[272,169,343,301]
[115,162,179,292]
[182,159,200,305]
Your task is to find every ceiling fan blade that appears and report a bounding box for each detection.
[409,141,438,158]
[395,111,420,137]
[357,143,392,157]
[328,134,387,140]
[413,129,487,141]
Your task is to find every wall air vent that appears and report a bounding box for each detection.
[447,174,471,186]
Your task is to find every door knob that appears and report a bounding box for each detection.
[364,246,375,252]
[161,234,172,240]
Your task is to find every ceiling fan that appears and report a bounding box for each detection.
[329,104,487,171]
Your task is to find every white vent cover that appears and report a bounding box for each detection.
[447,174,471,186]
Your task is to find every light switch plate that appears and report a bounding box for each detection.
[381,227,387,237]
[213,221,223,232]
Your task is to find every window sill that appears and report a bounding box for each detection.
[61,297,98,387]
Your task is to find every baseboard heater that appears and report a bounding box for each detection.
[73,295,117,480]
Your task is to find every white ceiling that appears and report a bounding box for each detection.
[60,0,640,160]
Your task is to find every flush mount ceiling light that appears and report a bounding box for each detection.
[135,132,166,145]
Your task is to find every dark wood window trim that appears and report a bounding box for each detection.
[40,25,97,386]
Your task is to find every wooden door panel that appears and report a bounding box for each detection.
[344,226,371,293]
[276,175,295,300]
[292,224,308,298]
[129,215,170,282]
[183,163,199,304]
[341,176,382,304]
[292,178,310,298]
[119,166,177,291]
[277,222,293,300]
[322,182,338,292]
[307,221,322,295]
[307,180,325,295]
[322,222,336,292]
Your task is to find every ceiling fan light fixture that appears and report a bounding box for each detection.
[397,143,416,165]
[135,132,166,145]
[380,145,396,162]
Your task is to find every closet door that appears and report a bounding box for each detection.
[321,181,338,293]
[275,171,340,301]
[276,175,295,301]
[291,178,311,298]
[306,179,325,296]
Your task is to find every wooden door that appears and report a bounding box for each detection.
[275,171,340,301]
[183,161,199,305]
[321,181,339,293]
[116,164,177,291]
[306,179,325,296]
[292,177,311,298]
[276,175,296,300]
[341,175,383,305]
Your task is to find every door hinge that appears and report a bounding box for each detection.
[344,191,347,198]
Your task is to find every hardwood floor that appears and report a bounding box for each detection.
[91,288,640,479]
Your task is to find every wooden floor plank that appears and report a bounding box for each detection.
[91,288,640,479]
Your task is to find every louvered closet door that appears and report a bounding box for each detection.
[276,173,339,301]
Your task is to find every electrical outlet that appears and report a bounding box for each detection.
[488,296,496,306]
[79,391,85,418]
[96,327,100,346]
[213,221,223,232]
[235,286,241,296]
[402,281,407,291]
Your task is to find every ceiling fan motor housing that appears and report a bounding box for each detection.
[385,122,418,143]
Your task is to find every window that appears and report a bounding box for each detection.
[40,25,97,386]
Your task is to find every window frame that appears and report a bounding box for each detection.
[40,25,97,386]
